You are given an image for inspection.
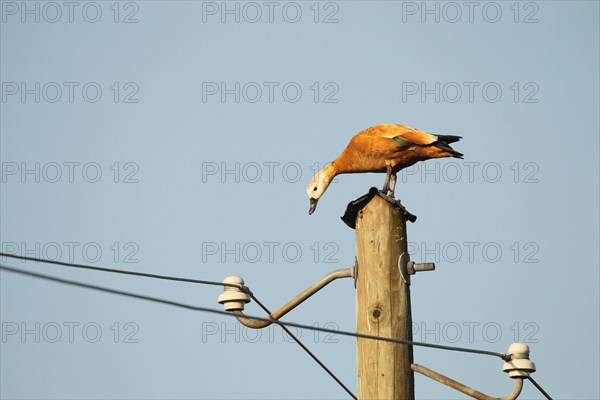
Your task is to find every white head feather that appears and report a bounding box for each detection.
[306,163,336,214]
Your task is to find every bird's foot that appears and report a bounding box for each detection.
[387,173,397,199]
[382,162,393,195]
[382,177,390,194]
[381,187,394,198]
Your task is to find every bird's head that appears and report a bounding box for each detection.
[306,163,336,215]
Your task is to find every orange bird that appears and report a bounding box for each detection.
[306,123,463,214]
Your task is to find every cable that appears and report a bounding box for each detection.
[0,252,244,289]
[0,263,351,399]
[0,253,240,288]
[0,254,508,359]
[3,264,558,400]
[0,263,509,361]
[527,377,553,400]
[1,264,240,313]
[248,292,357,399]
[0,253,355,397]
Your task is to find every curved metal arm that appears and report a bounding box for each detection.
[233,267,354,329]
[412,364,523,400]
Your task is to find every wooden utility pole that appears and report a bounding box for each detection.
[355,194,414,399]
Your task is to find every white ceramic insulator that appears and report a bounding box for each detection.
[217,276,251,311]
[502,343,536,378]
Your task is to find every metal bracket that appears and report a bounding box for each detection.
[399,252,436,285]
[412,364,524,400]
[219,267,354,329]
[399,252,411,285]
[352,257,358,288]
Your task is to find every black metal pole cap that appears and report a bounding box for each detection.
[340,187,417,229]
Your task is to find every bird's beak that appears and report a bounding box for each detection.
[309,198,318,215]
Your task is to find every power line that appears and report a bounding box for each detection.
[527,377,553,400]
[249,292,357,399]
[1,264,240,314]
[0,263,356,399]
[0,252,243,289]
[0,262,509,361]
[1,251,355,394]
[14,263,554,398]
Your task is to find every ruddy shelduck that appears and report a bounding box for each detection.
[307,123,463,214]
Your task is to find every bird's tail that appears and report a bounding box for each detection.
[436,134,462,144]
[435,135,463,159]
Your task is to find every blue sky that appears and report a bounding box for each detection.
[1,1,599,399]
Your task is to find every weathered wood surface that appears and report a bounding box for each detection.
[355,195,414,399]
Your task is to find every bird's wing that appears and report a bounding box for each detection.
[395,129,438,145]
[369,124,438,147]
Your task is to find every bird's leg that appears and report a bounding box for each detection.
[389,172,397,198]
[382,161,392,194]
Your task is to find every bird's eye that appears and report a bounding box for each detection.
[313,187,317,191]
